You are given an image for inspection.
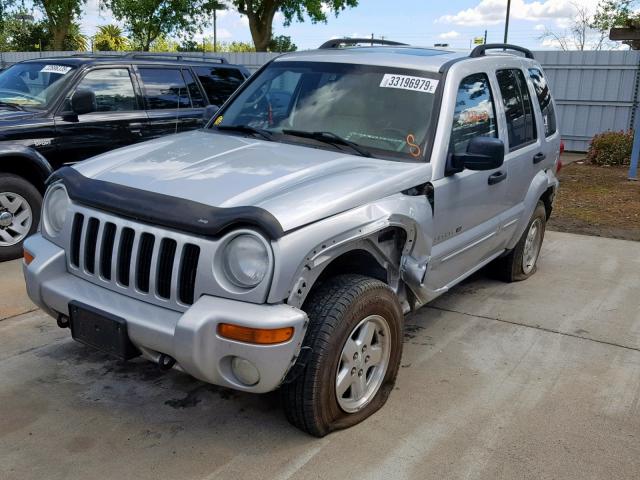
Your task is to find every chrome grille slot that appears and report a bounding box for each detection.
[99,222,116,280]
[136,233,155,293]
[70,213,84,267]
[84,218,100,274]
[179,244,200,305]
[157,238,177,299]
[66,206,205,311]
[117,227,135,286]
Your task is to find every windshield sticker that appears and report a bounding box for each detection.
[379,74,439,94]
[406,134,422,158]
[40,65,72,75]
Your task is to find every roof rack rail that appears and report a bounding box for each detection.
[469,43,534,59]
[319,38,408,49]
[69,53,124,57]
[123,52,228,63]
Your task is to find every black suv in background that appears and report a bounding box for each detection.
[0,53,249,260]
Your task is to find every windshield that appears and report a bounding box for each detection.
[213,61,441,161]
[0,62,77,110]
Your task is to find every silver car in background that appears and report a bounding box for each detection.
[23,42,560,436]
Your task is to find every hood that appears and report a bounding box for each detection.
[75,130,433,232]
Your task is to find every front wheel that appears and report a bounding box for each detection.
[493,201,547,282]
[281,275,404,437]
[0,174,42,262]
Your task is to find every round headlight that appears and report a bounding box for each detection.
[43,184,70,236]
[222,234,269,288]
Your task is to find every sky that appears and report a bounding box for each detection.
[79,0,612,51]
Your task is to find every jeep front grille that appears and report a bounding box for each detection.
[69,211,200,307]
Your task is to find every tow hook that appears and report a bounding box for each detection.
[56,314,70,329]
[158,353,176,371]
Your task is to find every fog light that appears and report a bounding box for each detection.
[231,356,260,386]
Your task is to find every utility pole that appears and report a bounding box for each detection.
[484,29,488,44]
[504,0,511,43]
[371,33,374,46]
[213,9,217,53]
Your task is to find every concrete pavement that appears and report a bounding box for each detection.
[1,231,639,480]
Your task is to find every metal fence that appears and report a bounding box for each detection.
[534,50,640,151]
[2,49,639,152]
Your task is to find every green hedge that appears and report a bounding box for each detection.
[586,130,633,166]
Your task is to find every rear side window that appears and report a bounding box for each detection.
[496,69,537,151]
[139,68,191,110]
[449,73,497,154]
[194,66,245,106]
[528,68,556,137]
[182,69,206,108]
[74,68,137,112]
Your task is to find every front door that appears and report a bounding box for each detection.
[53,67,147,165]
[427,72,509,291]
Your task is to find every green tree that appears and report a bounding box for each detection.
[94,24,128,51]
[220,40,254,52]
[231,0,358,51]
[1,12,49,51]
[268,34,296,52]
[592,0,640,48]
[63,21,88,50]
[149,35,179,52]
[178,39,201,51]
[102,0,216,51]
[34,0,86,50]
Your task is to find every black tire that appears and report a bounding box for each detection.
[0,174,42,262]
[281,274,404,437]
[493,201,547,282]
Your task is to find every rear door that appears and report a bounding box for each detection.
[136,66,206,140]
[493,66,545,246]
[54,66,147,164]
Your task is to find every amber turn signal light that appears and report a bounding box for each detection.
[217,323,294,345]
[23,249,34,265]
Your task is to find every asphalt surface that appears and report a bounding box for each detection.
[1,231,639,480]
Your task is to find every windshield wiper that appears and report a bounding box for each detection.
[0,101,26,111]
[282,129,373,158]
[216,124,274,141]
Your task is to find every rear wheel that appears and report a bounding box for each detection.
[493,201,546,282]
[0,174,41,262]
[281,274,403,437]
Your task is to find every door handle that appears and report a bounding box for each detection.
[533,152,546,164]
[130,122,144,136]
[488,171,507,185]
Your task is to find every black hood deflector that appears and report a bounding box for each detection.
[49,167,285,239]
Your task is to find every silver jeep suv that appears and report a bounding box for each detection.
[23,42,560,436]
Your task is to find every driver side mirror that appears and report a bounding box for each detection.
[449,136,505,173]
[71,89,96,115]
[203,104,219,123]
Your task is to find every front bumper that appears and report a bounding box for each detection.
[23,234,308,393]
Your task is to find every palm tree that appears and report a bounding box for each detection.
[94,24,128,51]
[63,22,88,51]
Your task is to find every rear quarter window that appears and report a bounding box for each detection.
[528,68,557,137]
[194,66,245,106]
